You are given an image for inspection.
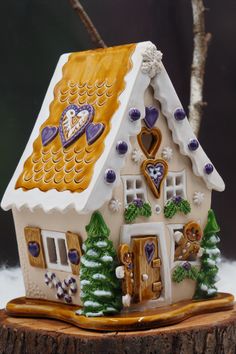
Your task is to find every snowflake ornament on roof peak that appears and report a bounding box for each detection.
[141,43,163,78]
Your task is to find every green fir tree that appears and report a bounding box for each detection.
[78,211,122,317]
[194,209,221,299]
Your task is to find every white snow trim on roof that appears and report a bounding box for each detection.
[151,65,225,192]
[1,42,151,213]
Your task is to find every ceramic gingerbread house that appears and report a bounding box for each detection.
[2,42,233,328]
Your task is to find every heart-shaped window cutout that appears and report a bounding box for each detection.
[137,127,162,159]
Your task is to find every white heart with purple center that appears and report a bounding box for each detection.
[59,104,94,148]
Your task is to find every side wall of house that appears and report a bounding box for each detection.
[12,198,126,306]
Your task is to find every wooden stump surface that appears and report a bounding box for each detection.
[1,306,236,354]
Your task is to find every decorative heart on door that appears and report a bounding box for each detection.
[142,158,168,198]
[137,127,162,159]
[145,241,155,264]
[59,104,94,148]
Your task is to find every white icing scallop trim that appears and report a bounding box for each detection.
[151,65,225,192]
[1,42,151,213]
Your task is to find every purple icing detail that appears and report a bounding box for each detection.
[64,295,72,304]
[173,196,183,204]
[182,262,191,271]
[116,141,128,155]
[145,242,155,264]
[68,277,76,284]
[174,108,186,121]
[63,279,69,287]
[146,162,165,189]
[105,169,116,184]
[41,126,58,146]
[57,292,64,300]
[188,138,199,151]
[59,104,94,148]
[144,107,159,129]
[133,198,144,208]
[86,122,104,145]
[204,163,214,175]
[51,273,56,280]
[28,242,40,257]
[56,281,62,289]
[129,108,141,121]
[68,249,80,265]
[70,287,77,294]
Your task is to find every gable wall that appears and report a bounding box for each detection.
[113,86,212,302]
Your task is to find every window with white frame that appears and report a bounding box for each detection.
[41,230,71,272]
[164,170,186,203]
[122,175,147,205]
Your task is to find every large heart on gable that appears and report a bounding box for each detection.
[59,104,94,148]
[141,158,168,198]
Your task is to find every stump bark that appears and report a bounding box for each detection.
[1,306,236,354]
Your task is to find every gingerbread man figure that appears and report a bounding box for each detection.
[174,221,203,261]
[115,244,134,307]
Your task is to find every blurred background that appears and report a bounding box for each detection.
[0,0,235,265]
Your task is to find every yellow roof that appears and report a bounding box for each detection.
[15,43,135,193]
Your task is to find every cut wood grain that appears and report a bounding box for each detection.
[1,303,236,354]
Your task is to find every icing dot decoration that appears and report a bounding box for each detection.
[188,139,199,151]
[109,198,122,212]
[129,108,141,121]
[131,148,143,164]
[193,191,205,206]
[105,169,116,183]
[116,141,128,155]
[174,108,186,121]
[155,204,162,215]
[204,163,214,175]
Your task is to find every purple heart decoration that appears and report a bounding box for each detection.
[144,107,159,129]
[28,242,40,258]
[86,122,105,145]
[145,242,155,264]
[59,104,94,148]
[68,249,80,265]
[41,126,58,146]
[147,162,165,189]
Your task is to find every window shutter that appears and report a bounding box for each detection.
[24,227,46,269]
[66,231,82,275]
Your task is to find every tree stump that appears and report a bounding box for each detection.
[1,306,236,354]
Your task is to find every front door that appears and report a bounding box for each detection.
[131,236,162,303]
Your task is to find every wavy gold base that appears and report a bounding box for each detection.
[6,292,234,332]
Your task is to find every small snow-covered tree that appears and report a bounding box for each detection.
[194,209,221,299]
[78,211,122,317]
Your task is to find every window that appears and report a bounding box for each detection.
[122,175,147,205]
[164,171,186,203]
[167,224,200,268]
[41,230,71,272]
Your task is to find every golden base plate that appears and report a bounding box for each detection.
[6,292,234,332]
